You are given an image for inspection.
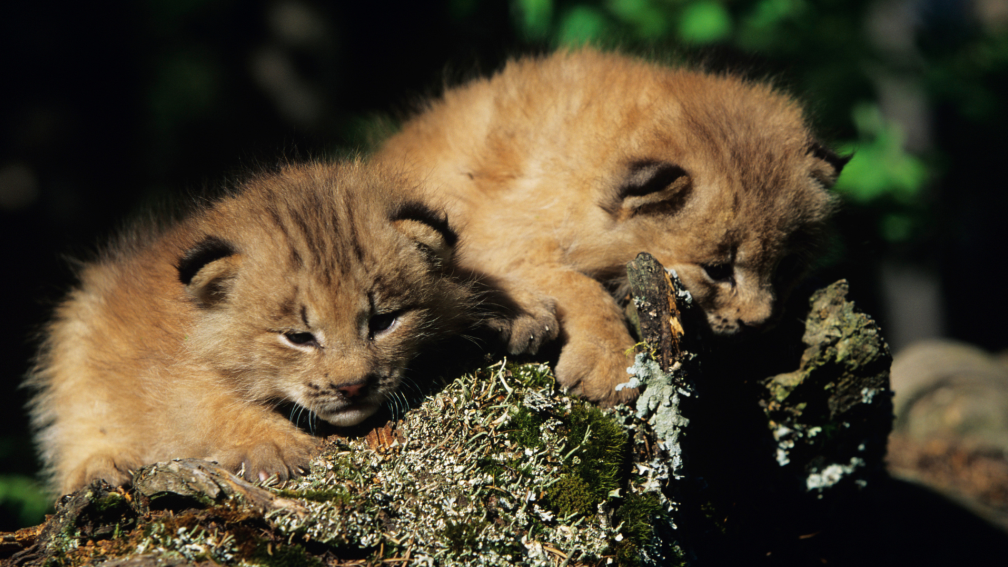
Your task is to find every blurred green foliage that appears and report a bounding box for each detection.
[506,0,1006,244]
[0,476,50,528]
[835,103,928,206]
[0,439,50,528]
[678,1,733,43]
[834,103,930,242]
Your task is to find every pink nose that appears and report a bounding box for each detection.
[336,382,365,399]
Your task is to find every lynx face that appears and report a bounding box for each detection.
[598,135,841,337]
[179,166,473,427]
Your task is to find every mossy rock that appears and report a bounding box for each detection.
[4,280,897,567]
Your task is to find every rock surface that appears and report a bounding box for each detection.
[887,339,1008,530]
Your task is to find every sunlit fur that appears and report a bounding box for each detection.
[26,160,478,495]
[378,48,844,406]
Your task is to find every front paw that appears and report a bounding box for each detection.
[554,338,639,407]
[486,288,559,355]
[62,452,142,494]
[212,431,320,483]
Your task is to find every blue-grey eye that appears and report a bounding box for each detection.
[284,331,318,347]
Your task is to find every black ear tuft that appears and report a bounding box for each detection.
[620,160,689,200]
[392,201,458,248]
[807,140,852,176]
[177,236,236,285]
[608,160,692,218]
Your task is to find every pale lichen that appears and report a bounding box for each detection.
[8,280,893,567]
[259,361,667,566]
[761,280,893,495]
[805,457,868,493]
[627,353,692,480]
[133,524,237,563]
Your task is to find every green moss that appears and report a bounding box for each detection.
[324,454,360,481]
[508,407,545,449]
[546,474,597,518]
[444,519,487,554]
[91,491,128,514]
[610,539,641,567]
[276,488,351,505]
[251,542,324,567]
[508,362,555,390]
[476,457,506,483]
[566,403,626,502]
[544,403,628,519]
[605,492,664,567]
[618,492,662,545]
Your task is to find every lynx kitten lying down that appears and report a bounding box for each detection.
[378,48,847,405]
[27,160,493,495]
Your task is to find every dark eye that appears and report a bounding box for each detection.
[369,312,400,338]
[702,263,734,283]
[283,331,318,347]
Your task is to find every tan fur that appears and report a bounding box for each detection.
[378,48,843,405]
[27,160,479,495]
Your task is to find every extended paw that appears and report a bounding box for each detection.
[62,452,141,494]
[212,431,320,483]
[486,288,559,355]
[554,338,639,407]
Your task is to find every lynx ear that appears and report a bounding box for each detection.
[177,236,241,309]
[613,160,691,219]
[392,201,458,268]
[807,140,852,186]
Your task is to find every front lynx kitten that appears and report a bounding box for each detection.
[27,160,484,495]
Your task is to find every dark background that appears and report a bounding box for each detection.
[2,0,1005,529]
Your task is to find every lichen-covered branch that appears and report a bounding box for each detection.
[761,280,893,496]
[2,268,895,566]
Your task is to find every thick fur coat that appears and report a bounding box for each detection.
[27,160,480,494]
[378,49,845,404]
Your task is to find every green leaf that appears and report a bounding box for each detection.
[833,103,929,205]
[747,0,805,29]
[608,0,669,38]
[678,1,733,44]
[556,6,611,46]
[513,0,553,39]
[0,475,51,527]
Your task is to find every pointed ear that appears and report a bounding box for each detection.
[609,160,692,220]
[392,201,457,268]
[177,236,241,308]
[807,140,852,186]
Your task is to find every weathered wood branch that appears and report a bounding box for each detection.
[1,254,926,566]
[625,253,686,371]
